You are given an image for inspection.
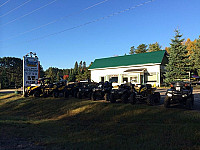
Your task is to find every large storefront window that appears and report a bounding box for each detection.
[109,77,118,83]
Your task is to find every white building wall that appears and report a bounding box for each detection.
[90,64,161,86]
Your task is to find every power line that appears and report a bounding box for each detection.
[0,0,33,18]
[0,0,110,41]
[26,0,156,43]
[0,0,10,8]
[1,0,155,47]
[0,0,59,26]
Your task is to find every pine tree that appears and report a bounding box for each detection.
[135,44,147,54]
[164,30,190,84]
[148,42,161,52]
[129,46,135,54]
[83,61,86,71]
[74,61,78,75]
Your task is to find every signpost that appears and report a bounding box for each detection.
[23,52,39,96]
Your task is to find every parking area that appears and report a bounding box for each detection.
[156,88,200,111]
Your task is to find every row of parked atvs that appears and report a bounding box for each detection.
[25,78,194,109]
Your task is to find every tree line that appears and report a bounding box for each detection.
[0,58,91,89]
[128,42,162,55]
[45,61,92,83]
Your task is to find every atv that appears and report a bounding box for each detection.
[52,80,69,98]
[24,78,52,97]
[164,81,194,109]
[130,84,160,105]
[76,83,97,99]
[91,81,112,101]
[109,83,132,103]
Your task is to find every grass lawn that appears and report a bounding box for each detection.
[0,94,200,150]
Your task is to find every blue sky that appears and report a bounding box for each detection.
[0,0,200,70]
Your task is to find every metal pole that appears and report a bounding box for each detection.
[23,56,25,96]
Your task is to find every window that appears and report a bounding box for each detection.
[123,77,128,83]
[109,77,118,83]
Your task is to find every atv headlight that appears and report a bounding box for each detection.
[182,94,187,98]
[167,93,172,97]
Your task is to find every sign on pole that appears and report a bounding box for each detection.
[23,52,39,95]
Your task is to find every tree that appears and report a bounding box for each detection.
[0,57,23,88]
[148,42,162,52]
[78,61,82,74]
[165,47,171,54]
[135,44,147,54]
[83,61,86,71]
[39,64,45,78]
[190,37,200,76]
[74,61,78,75]
[164,30,190,84]
[129,46,135,55]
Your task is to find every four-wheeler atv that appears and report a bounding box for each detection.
[91,81,112,101]
[24,78,52,97]
[130,84,160,105]
[109,84,132,103]
[164,81,194,109]
[77,83,97,99]
[52,80,69,98]
[71,82,90,98]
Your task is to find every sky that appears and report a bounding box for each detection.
[0,0,200,70]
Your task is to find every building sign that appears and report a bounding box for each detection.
[23,52,39,87]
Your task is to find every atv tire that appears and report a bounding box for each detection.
[33,91,40,97]
[121,93,129,104]
[154,92,160,104]
[77,92,82,99]
[24,92,28,97]
[110,93,116,103]
[104,93,110,101]
[64,91,69,98]
[74,91,77,98]
[147,95,155,106]
[130,93,136,105]
[164,96,170,108]
[53,92,59,98]
[91,92,96,101]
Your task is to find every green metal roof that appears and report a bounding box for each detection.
[89,50,166,69]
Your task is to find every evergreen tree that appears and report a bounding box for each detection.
[164,30,190,84]
[78,61,82,74]
[135,44,147,54]
[129,46,135,55]
[83,61,86,71]
[148,42,162,52]
[74,61,78,75]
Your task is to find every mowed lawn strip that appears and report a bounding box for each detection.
[0,94,200,150]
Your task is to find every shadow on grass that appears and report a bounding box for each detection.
[0,95,200,149]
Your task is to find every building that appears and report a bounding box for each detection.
[89,50,168,87]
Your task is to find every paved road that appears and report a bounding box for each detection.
[0,89,22,94]
[156,88,200,111]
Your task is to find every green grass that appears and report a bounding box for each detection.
[0,94,200,150]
